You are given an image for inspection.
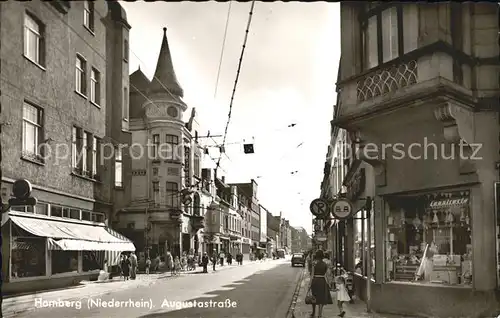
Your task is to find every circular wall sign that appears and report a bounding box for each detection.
[331,199,353,219]
[309,198,328,218]
[167,106,178,118]
[12,179,32,199]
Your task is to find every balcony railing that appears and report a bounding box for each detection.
[357,60,417,102]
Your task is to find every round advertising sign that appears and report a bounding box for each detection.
[331,198,353,219]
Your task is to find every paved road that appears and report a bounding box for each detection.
[9,259,301,318]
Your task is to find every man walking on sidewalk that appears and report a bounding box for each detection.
[211,249,217,272]
[202,252,209,273]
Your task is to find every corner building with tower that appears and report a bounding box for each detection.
[114,27,205,259]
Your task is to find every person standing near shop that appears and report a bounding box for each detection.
[309,250,333,318]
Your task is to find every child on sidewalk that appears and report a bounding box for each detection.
[334,274,351,317]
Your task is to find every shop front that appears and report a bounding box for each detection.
[341,102,499,317]
[229,235,241,256]
[343,165,376,301]
[2,211,135,295]
[241,237,251,260]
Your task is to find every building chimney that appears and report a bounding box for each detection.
[221,176,225,183]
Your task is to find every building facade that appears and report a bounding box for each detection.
[258,204,268,254]
[114,27,204,259]
[230,179,262,258]
[290,227,300,253]
[267,211,280,256]
[330,3,500,317]
[0,0,134,294]
[294,227,310,252]
[237,190,252,260]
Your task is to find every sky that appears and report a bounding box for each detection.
[121,1,340,234]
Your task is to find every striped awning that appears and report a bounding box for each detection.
[12,240,33,250]
[9,213,135,252]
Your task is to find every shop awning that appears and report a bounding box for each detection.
[9,214,135,252]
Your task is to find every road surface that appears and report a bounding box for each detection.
[8,259,302,318]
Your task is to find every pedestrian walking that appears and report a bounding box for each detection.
[145,257,151,275]
[307,250,333,318]
[129,252,138,279]
[120,254,130,281]
[219,251,225,266]
[202,252,209,273]
[211,250,217,271]
[173,256,181,276]
[227,253,233,265]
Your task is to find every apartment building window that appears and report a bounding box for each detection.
[72,127,79,171]
[165,134,179,160]
[153,182,160,206]
[92,136,99,179]
[166,182,178,207]
[76,55,87,95]
[24,13,45,66]
[83,1,94,32]
[115,147,123,187]
[123,87,129,121]
[184,146,191,187]
[22,102,44,161]
[82,131,90,175]
[152,134,160,158]
[194,154,200,178]
[124,40,129,61]
[90,68,100,105]
[361,5,404,70]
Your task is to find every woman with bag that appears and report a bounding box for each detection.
[305,250,333,318]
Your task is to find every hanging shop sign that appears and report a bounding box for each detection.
[313,218,324,232]
[330,198,353,219]
[346,168,365,201]
[314,231,327,242]
[310,198,329,218]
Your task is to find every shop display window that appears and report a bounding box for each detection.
[51,250,78,274]
[353,209,375,279]
[11,237,46,278]
[385,191,472,286]
[82,251,103,271]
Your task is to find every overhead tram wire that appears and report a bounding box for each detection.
[215,0,257,176]
[214,1,233,99]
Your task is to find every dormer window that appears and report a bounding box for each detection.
[83,1,94,33]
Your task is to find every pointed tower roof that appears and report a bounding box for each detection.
[149,27,184,98]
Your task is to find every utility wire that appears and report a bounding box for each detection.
[215,0,256,176]
[214,1,233,99]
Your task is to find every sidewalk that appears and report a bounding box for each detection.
[2,259,269,317]
[292,270,416,318]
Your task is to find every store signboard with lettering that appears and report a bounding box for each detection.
[429,191,470,208]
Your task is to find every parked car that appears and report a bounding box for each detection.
[291,253,305,267]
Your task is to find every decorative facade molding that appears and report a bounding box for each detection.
[434,102,476,174]
[357,60,418,102]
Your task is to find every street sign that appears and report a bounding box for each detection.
[331,198,353,219]
[310,198,328,217]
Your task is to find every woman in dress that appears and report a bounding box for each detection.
[120,254,130,281]
[310,250,333,318]
[173,256,181,276]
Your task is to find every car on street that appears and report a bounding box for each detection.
[291,253,305,267]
